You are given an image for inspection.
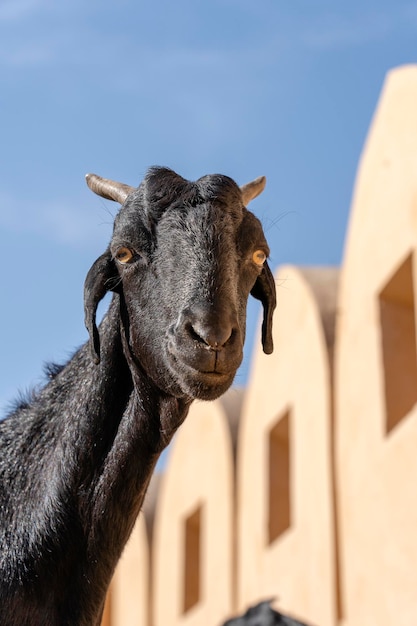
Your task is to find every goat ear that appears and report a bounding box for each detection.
[251,261,276,354]
[240,175,266,205]
[84,250,117,364]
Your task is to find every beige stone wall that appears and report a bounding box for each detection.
[108,514,150,626]
[335,65,417,626]
[236,267,338,626]
[151,397,236,626]
[103,64,417,626]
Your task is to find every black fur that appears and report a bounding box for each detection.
[44,361,66,380]
[0,167,276,625]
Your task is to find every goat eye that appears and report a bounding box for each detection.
[115,247,134,264]
[252,250,267,267]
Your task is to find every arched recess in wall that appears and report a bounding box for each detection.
[152,392,239,626]
[107,513,150,626]
[237,265,338,626]
[335,65,417,626]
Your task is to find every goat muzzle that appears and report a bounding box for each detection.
[168,304,243,377]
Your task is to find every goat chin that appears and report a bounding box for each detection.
[185,371,237,402]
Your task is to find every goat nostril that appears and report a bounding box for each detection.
[188,321,235,350]
[184,322,204,343]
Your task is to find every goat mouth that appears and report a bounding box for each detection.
[166,348,237,400]
[169,353,234,380]
[193,369,231,381]
[166,334,242,373]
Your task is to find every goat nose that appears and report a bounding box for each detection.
[190,318,233,349]
[181,306,237,349]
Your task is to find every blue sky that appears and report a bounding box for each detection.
[1,0,417,413]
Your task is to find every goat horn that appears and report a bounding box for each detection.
[85,173,135,204]
[240,175,266,205]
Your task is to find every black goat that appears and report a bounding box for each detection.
[0,167,276,626]
[222,600,313,626]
